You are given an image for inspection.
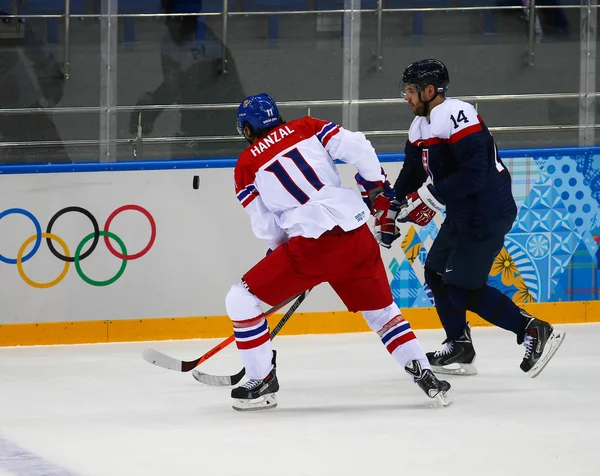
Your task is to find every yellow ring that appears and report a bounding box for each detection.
[16,233,70,289]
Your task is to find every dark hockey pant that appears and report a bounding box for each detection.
[424,214,528,341]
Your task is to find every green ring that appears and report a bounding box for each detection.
[75,231,127,286]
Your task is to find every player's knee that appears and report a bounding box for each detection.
[225,282,262,322]
[362,302,402,333]
[424,267,444,295]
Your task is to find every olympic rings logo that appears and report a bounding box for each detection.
[0,205,156,288]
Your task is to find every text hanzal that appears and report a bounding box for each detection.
[250,126,296,157]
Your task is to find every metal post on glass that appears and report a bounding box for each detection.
[63,0,70,79]
[527,0,536,67]
[376,0,383,71]
[222,0,229,74]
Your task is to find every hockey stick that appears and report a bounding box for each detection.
[192,288,312,386]
[142,292,302,372]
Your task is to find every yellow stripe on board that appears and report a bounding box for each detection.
[1,301,599,347]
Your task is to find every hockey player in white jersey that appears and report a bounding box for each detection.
[225,93,452,411]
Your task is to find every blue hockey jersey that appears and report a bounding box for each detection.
[393,98,517,227]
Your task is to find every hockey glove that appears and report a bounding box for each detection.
[375,200,402,249]
[354,169,395,216]
[396,184,444,227]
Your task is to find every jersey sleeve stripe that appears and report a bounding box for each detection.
[316,122,341,146]
[237,185,259,208]
[236,184,258,199]
[411,137,447,147]
[316,122,336,140]
[321,125,341,147]
[239,192,258,208]
[450,123,482,144]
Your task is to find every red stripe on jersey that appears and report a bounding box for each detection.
[450,123,482,144]
[386,331,416,354]
[410,137,448,147]
[236,331,270,350]
[321,125,341,147]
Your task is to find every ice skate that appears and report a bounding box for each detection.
[405,360,452,407]
[519,316,565,378]
[231,368,279,411]
[231,351,279,411]
[426,323,477,376]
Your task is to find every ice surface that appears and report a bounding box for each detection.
[0,324,598,476]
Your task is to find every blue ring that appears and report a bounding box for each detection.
[0,209,42,264]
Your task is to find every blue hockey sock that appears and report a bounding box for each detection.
[424,267,467,341]
[447,284,528,335]
[433,293,468,341]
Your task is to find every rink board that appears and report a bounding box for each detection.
[0,301,599,346]
[1,147,600,346]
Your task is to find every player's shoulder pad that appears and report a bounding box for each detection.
[431,98,482,143]
[295,115,327,131]
[407,116,427,144]
[300,116,342,146]
[236,147,261,178]
[237,147,255,164]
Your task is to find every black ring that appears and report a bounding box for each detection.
[46,207,100,263]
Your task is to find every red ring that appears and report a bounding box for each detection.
[103,205,156,260]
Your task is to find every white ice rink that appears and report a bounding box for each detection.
[1,323,599,476]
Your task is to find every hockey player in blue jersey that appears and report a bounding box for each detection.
[373,59,565,377]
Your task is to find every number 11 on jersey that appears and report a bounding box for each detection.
[265,148,325,204]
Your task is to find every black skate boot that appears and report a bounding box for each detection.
[231,351,279,411]
[426,323,477,376]
[405,360,452,407]
[519,315,565,377]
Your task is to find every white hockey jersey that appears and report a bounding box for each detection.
[234,116,385,249]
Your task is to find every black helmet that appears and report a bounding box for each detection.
[401,59,449,93]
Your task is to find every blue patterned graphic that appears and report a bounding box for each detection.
[386,149,600,308]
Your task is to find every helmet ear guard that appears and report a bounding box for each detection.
[236,118,245,136]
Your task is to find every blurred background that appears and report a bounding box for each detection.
[0,0,596,164]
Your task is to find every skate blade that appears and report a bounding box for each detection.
[431,362,477,376]
[232,393,278,412]
[430,389,454,408]
[527,330,566,378]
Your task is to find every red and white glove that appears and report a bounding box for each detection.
[396,184,444,227]
[374,200,402,248]
[354,169,395,216]
[354,170,401,248]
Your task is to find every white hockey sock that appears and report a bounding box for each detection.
[363,304,430,379]
[226,283,273,380]
[378,315,431,374]
[233,317,273,380]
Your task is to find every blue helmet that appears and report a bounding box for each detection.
[236,93,282,136]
